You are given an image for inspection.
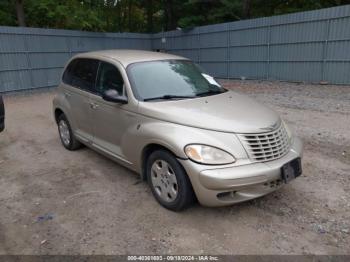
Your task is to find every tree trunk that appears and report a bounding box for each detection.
[146,0,153,33]
[117,1,121,32]
[16,0,26,27]
[165,0,175,30]
[242,0,251,19]
[163,0,168,30]
[128,0,132,32]
[121,0,127,32]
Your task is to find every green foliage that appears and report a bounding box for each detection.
[0,0,348,32]
[24,0,106,31]
[177,0,243,28]
[0,0,16,26]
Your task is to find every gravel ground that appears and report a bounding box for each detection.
[0,80,349,255]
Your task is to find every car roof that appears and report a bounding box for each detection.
[74,49,189,67]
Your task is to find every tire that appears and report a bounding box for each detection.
[57,114,82,151]
[146,150,195,211]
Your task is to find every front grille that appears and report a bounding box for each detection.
[238,123,290,162]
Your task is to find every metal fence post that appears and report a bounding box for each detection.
[227,24,230,79]
[321,19,331,82]
[23,34,34,90]
[65,36,72,59]
[197,30,201,65]
[266,25,271,80]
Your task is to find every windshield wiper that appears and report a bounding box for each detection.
[196,89,226,97]
[143,95,195,102]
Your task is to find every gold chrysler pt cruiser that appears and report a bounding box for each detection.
[53,50,303,211]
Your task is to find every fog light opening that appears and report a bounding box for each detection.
[264,179,283,188]
[217,191,237,200]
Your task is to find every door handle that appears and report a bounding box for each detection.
[89,102,99,109]
[64,92,72,98]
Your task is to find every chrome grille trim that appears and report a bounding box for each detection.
[238,123,291,162]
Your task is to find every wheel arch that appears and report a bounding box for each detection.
[140,143,186,181]
[54,108,65,124]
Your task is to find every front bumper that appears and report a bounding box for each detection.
[179,136,303,207]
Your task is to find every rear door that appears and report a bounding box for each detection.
[62,58,99,143]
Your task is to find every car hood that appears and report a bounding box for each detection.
[138,91,281,133]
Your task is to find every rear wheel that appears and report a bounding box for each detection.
[57,114,82,151]
[146,150,195,211]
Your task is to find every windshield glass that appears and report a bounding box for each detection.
[127,60,226,101]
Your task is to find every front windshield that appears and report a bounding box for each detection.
[127,59,226,101]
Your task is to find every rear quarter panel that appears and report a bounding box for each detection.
[52,85,78,132]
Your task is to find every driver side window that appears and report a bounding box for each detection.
[96,62,124,96]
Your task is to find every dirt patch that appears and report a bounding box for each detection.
[0,81,349,254]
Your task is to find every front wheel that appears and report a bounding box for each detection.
[146,150,195,211]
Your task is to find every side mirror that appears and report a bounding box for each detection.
[102,89,128,104]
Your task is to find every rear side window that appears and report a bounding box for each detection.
[62,58,99,92]
[62,59,78,85]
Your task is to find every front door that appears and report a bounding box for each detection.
[89,61,135,163]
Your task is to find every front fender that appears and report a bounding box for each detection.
[121,117,248,174]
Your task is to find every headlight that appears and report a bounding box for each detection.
[283,120,292,140]
[184,144,235,165]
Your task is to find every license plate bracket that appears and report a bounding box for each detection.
[281,158,302,183]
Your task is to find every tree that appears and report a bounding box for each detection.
[128,0,133,31]
[242,0,251,19]
[0,1,16,26]
[178,0,240,29]
[146,0,154,32]
[164,0,176,30]
[0,0,349,32]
